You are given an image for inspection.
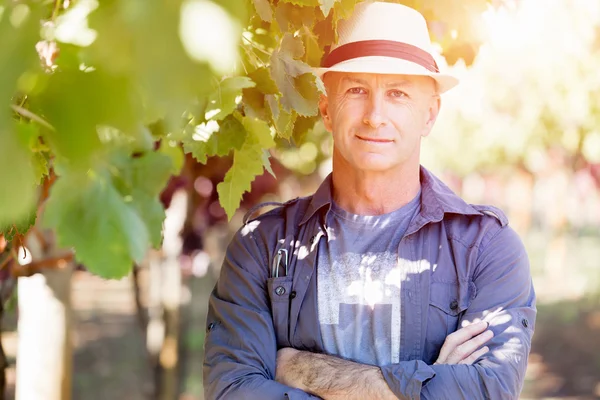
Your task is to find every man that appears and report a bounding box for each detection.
[203,2,536,399]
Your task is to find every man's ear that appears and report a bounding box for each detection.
[421,95,441,138]
[319,93,333,133]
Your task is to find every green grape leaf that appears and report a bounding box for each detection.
[128,152,173,246]
[0,121,38,228]
[130,190,165,249]
[253,0,273,22]
[43,172,149,279]
[35,70,140,166]
[15,120,40,149]
[292,115,321,145]
[275,3,317,33]
[314,12,335,50]
[183,115,246,163]
[32,152,49,185]
[217,113,275,219]
[206,76,256,121]
[297,71,322,103]
[319,0,337,18]
[0,208,37,242]
[235,111,276,149]
[333,0,360,21]
[130,125,156,153]
[248,67,279,95]
[242,87,269,120]
[301,26,325,67]
[129,152,175,196]
[13,121,49,184]
[332,0,360,40]
[262,149,276,178]
[86,0,216,130]
[279,0,320,8]
[270,33,320,116]
[159,141,185,176]
[267,94,297,139]
[216,141,265,220]
[109,150,173,248]
[0,3,42,106]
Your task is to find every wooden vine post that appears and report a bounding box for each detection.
[15,230,74,400]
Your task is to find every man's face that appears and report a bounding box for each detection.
[319,72,440,173]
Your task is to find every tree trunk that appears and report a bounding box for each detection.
[15,233,73,400]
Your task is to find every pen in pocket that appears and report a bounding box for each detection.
[271,248,288,278]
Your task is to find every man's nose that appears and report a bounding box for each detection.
[363,92,387,128]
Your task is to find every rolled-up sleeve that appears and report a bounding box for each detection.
[203,228,320,400]
[380,360,435,399]
[381,224,536,400]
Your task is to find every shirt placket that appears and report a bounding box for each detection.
[288,219,326,349]
[398,230,432,362]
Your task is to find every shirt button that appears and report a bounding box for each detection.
[450,300,459,310]
[275,286,286,296]
[521,318,529,328]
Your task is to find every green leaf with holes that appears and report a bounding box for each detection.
[270,33,320,116]
[183,114,247,163]
[217,114,275,219]
[205,76,256,121]
[43,172,150,279]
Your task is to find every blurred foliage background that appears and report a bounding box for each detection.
[0,0,599,399]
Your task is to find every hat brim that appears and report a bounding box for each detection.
[313,56,459,94]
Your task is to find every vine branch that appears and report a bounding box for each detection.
[11,104,55,131]
[52,0,63,21]
[11,253,74,278]
[242,35,272,57]
[0,254,12,271]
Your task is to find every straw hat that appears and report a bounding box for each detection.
[314,2,459,93]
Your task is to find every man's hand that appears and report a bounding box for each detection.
[434,320,494,365]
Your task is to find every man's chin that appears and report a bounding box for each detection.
[352,158,397,172]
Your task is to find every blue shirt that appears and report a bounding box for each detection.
[203,166,537,400]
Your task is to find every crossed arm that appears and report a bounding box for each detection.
[203,223,536,399]
[275,321,494,400]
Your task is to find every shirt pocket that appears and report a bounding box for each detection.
[267,276,294,348]
[425,281,473,363]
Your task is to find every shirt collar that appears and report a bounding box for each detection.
[299,166,482,227]
[299,173,333,226]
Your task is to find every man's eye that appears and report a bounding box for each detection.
[348,87,366,95]
[389,90,408,98]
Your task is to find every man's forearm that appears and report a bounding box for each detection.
[281,350,397,400]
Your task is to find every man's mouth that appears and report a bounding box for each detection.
[356,135,394,144]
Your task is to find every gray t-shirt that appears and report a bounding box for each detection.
[317,191,421,366]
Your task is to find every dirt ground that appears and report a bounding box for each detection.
[1,270,216,400]
[522,300,600,399]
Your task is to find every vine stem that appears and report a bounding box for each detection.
[0,254,12,271]
[11,253,74,278]
[242,35,272,57]
[241,45,264,68]
[52,0,63,21]
[11,104,55,131]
